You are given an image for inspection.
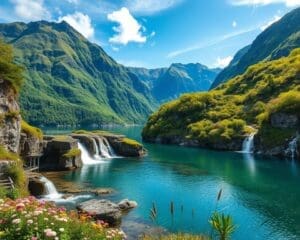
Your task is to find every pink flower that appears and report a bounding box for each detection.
[31,237,38,240]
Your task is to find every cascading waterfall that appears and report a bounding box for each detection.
[91,138,99,156]
[98,137,111,158]
[78,142,99,164]
[242,133,255,153]
[39,176,61,199]
[285,137,299,160]
[103,137,116,157]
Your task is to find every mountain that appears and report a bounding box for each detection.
[0,21,156,127]
[142,48,300,159]
[129,63,221,102]
[211,7,300,89]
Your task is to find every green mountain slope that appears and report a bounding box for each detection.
[129,63,220,102]
[211,7,300,89]
[0,21,156,127]
[142,49,300,157]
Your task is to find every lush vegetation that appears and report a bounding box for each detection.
[211,7,300,88]
[0,146,27,198]
[0,21,156,127]
[0,197,126,240]
[143,48,300,150]
[129,63,220,102]
[0,39,23,93]
[21,120,43,140]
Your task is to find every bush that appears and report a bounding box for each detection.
[0,146,19,161]
[0,197,126,240]
[63,148,81,158]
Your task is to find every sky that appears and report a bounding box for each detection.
[0,0,299,69]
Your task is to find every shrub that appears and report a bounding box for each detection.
[209,212,236,240]
[0,146,19,161]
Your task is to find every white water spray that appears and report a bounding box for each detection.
[78,142,100,164]
[39,176,61,199]
[98,137,111,158]
[91,138,99,156]
[242,133,255,153]
[285,137,299,160]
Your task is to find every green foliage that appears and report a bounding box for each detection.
[0,21,156,126]
[0,39,23,93]
[209,212,236,240]
[63,148,81,158]
[21,120,43,140]
[143,48,300,149]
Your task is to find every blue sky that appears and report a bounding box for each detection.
[0,0,299,68]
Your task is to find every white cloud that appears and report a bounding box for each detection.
[65,0,79,4]
[107,7,147,45]
[232,21,237,28]
[214,56,233,68]
[59,12,94,39]
[126,0,183,14]
[167,27,258,58]
[11,0,50,21]
[230,0,300,7]
[260,15,281,30]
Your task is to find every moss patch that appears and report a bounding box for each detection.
[21,120,43,140]
[0,145,19,161]
[121,138,142,148]
[63,148,81,158]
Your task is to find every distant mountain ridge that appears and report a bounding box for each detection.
[0,20,157,127]
[211,7,300,89]
[129,63,221,102]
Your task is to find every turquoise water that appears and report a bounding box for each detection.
[46,126,300,239]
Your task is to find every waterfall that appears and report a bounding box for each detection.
[91,138,99,156]
[78,142,98,164]
[39,176,61,199]
[98,137,111,158]
[103,138,116,157]
[285,137,299,160]
[242,133,255,153]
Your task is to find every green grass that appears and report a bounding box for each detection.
[21,120,43,140]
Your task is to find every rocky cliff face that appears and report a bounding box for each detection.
[255,112,300,160]
[0,80,21,153]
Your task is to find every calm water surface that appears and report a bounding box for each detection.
[45,126,300,240]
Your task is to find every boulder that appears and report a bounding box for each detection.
[41,136,82,170]
[28,173,47,196]
[108,137,147,157]
[118,199,138,211]
[77,199,122,226]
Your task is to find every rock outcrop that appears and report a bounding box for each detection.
[108,136,147,157]
[255,112,300,160]
[41,136,82,170]
[27,173,47,196]
[0,80,21,153]
[77,198,137,226]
